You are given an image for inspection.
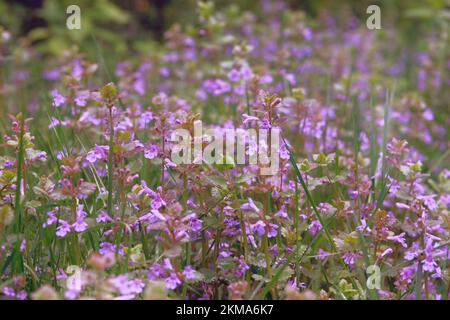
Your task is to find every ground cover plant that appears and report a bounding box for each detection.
[0,0,449,300]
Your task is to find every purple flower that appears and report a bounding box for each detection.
[279,145,290,160]
[422,108,434,121]
[387,233,407,248]
[86,145,108,164]
[71,59,83,79]
[74,91,89,106]
[308,220,322,237]
[16,291,27,300]
[148,263,164,279]
[3,160,14,167]
[395,202,410,210]
[165,272,181,290]
[48,117,61,129]
[138,111,153,129]
[56,220,71,237]
[316,248,329,260]
[399,264,417,284]
[418,195,437,211]
[342,252,361,267]
[242,113,259,125]
[159,67,170,78]
[259,74,273,84]
[99,242,124,256]
[43,210,58,228]
[267,223,278,238]
[202,79,231,96]
[134,78,146,95]
[163,258,174,271]
[182,266,196,280]
[228,69,241,82]
[252,220,266,237]
[422,238,438,273]
[72,204,88,233]
[164,158,177,168]
[110,275,145,296]
[96,210,112,223]
[51,89,65,107]
[241,197,260,213]
[348,189,358,200]
[404,242,420,261]
[140,181,166,209]
[233,256,249,277]
[43,68,60,80]
[381,248,393,258]
[2,287,15,297]
[303,27,313,40]
[20,239,26,252]
[144,144,158,159]
[275,206,288,219]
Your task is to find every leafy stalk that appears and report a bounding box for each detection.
[283,137,363,297]
[12,114,25,274]
[107,106,114,218]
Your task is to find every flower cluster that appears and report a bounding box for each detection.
[0,0,448,300]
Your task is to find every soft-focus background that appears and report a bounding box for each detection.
[1,0,448,161]
[1,0,449,53]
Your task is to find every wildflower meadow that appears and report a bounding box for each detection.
[0,0,449,301]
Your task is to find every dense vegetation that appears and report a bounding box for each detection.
[0,0,448,300]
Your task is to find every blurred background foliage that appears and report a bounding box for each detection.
[0,0,448,57]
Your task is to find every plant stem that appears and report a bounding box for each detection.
[294,180,300,286]
[107,106,114,218]
[14,116,25,234]
[12,115,25,274]
[284,137,364,297]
